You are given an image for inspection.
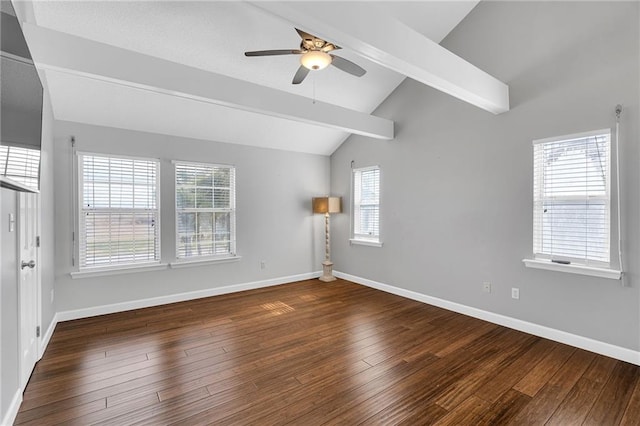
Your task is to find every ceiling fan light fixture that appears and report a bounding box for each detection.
[300,51,331,70]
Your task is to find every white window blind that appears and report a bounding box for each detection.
[175,162,236,259]
[78,153,160,269]
[0,145,40,190]
[533,130,610,266]
[353,166,380,242]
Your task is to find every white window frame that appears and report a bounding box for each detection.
[524,129,621,279]
[350,165,382,247]
[173,161,237,263]
[74,152,162,275]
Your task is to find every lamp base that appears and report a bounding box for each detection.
[319,260,337,282]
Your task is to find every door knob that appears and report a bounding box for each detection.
[21,260,35,269]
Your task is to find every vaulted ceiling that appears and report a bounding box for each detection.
[14,1,509,155]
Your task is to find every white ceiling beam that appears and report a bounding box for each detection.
[21,23,394,140]
[253,2,509,114]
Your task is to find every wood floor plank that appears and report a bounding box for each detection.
[434,329,536,410]
[621,374,640,425]
[212,355,430,426]
[31,352,150,385]
[372,329,533,423]
[26,307,351,408]
[290,326,510,426]
[92,386,211,426]
[512,342,576,396]
[546,354,617,425]
[15,279,640,425]
[159,375,305,425]
[583,360,640,425]
[434,320,498,357]
[472,337,553,403]
[14,398,106,425]
[312,354,449,425]
[433,395,491,425]
[507,348,595,425]
[270,349,440,424]
[39,394,158,426]
[394,403,448,425]
[106,319,344,407]
[475,389,531,425]
[295,358,370,385]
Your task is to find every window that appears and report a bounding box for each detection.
[352,166,380,244]
[533,129,611,266]
[175,162,236,259]
[0,145,40,190]
[78,153,160,269]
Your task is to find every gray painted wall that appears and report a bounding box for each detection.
[53,121,329,312]
[330,1,640,350]
[0,87,55,424]
[1,188,19,419]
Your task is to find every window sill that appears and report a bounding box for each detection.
[71,263,169,279]
[522,259,621,280]
[170,256,242,269]
[350,239,383,248]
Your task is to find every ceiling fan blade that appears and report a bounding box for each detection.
[330,55,366,77]
[292,65,310,85]
[244,49,304,57]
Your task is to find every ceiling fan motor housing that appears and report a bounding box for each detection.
[300,38,337,53]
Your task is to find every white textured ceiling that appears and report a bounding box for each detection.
[25,1,479,155]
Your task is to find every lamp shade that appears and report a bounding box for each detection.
[300,51,332,70]
[313,197,342,214]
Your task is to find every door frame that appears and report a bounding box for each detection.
[35,194,43,359]
[16,191,41,390]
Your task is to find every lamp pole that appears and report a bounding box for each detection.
[324,212,330,262]
[313,197,341,282]
[319,209,336,282]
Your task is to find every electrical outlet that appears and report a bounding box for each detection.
[511,288,520,299]
[260,260,266,270]
[482,282,491,293]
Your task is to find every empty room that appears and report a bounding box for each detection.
[1,0,639,424]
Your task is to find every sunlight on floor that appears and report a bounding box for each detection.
[299,294,317,302]
[260,301,295,316]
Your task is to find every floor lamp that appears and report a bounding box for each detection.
[313,196,342,282]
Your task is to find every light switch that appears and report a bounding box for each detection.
[9,213,15,232]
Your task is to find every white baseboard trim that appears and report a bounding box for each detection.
[334,271,640,366]
[57,271,321,322]
[2,388,22,426]
[39,313,59,359]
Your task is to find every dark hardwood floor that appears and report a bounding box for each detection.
[16,279,640,425]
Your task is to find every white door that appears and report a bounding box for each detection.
[18,191,39,389]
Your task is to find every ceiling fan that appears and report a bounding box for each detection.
[244,28,366,85]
